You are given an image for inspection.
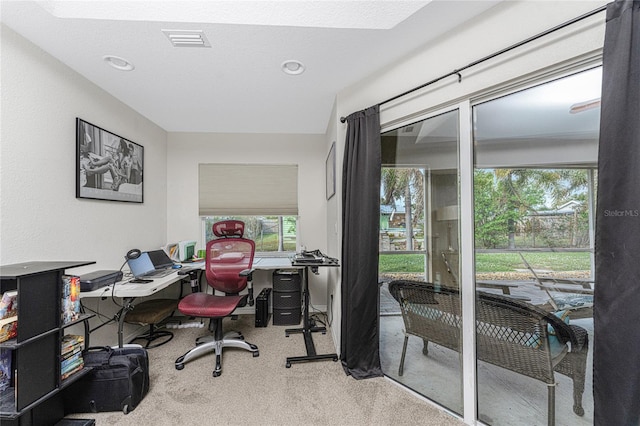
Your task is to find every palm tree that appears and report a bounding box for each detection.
[381,168,425,250]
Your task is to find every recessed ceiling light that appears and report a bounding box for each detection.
[103,55,135,71]
[281,60,305,76]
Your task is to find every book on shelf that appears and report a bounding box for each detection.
[62,343,82,361]
[0,316,18,343]
[0,291,18,343]
[60,334,84,380]
[61,275,81,324]
[61,352,83,372]
[61,335,84,356]
[0,348,11,393]
[61,361,84,381]
[0,290,17,319]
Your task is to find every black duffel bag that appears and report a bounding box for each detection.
[63,345,150,414]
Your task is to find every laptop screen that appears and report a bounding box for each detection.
[127,252,156,278]
[147,249,174,269]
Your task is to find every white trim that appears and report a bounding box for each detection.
[458,99,477,425]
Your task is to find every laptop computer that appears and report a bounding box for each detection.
[127,252,175,279]
[147,249,175,270]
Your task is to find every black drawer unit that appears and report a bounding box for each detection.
[272,270,301,326]
[273,308,301,326]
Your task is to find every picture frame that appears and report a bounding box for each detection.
[326,141,336,200]
[76,118,144,203]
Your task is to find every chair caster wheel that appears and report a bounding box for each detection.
[332,356,338,362]
[253,351,260,357]
[213,370,221,377]
[122,404,129,414]
[175,363,184,370]
[286,362,291,368]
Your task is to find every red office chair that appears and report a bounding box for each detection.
[175,220,259,377]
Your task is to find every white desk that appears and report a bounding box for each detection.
[80,269,195,347]
[79,258,293,347]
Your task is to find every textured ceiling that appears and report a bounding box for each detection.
[1,1,502,134]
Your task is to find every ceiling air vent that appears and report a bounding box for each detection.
[162,30,211,48]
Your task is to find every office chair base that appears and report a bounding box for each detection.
[196,331,243,345]
[175,337,259,377]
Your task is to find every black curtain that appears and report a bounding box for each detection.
[594,1,640,425]
[340,105,383,379]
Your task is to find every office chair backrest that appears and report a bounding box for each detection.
[206,220,255,294]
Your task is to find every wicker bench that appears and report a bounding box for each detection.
[388,280,588,426]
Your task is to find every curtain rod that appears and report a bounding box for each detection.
[339,4,607,123]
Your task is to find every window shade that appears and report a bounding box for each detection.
[198,164,298,216]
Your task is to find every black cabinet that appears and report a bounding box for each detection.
[0,261,94,425]
[272,270,301,325]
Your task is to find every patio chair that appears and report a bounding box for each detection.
[388,279,588,425]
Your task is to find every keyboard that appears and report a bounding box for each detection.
[143,268,175,278]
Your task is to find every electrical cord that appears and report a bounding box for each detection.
[308,300,329,328]
[80,299,115,325]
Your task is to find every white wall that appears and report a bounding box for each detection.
[324,101,341,345]
[165,132,329,306]
[1,25,169,269]
[1,25,169,344]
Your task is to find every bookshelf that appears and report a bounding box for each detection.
[0,261,95,425]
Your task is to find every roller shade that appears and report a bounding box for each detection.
[199,164,298,216]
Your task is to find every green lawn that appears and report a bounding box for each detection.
[380,251,591,273]
[475,251,591,272]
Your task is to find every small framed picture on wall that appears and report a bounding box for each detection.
[326,141,336,200]
[76,118,144,203]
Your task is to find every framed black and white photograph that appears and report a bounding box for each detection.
[326,141,336,200]
[76,118,144,203]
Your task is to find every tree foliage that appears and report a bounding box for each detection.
[474,169,592,249]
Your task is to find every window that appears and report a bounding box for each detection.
[202,216,297,254]
[198,163,299,255]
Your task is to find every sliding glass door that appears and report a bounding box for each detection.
[378,65,600,425]
[472,66,600,425]
[379,109,463,414]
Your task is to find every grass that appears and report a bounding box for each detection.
[251,233,296,252]
[380,251,591,273]
[475,251,591,272]
[379,254,425,273]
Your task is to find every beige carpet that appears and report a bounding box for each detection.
[65,315,462,425]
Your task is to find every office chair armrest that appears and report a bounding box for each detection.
[239,268,255,279]
[240,268,255,306]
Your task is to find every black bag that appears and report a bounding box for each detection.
[63,345,150,414]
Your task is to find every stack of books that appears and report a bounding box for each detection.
[0,290,18,343]
[61,334,84,380]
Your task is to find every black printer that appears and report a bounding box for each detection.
[79,270,123,292]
